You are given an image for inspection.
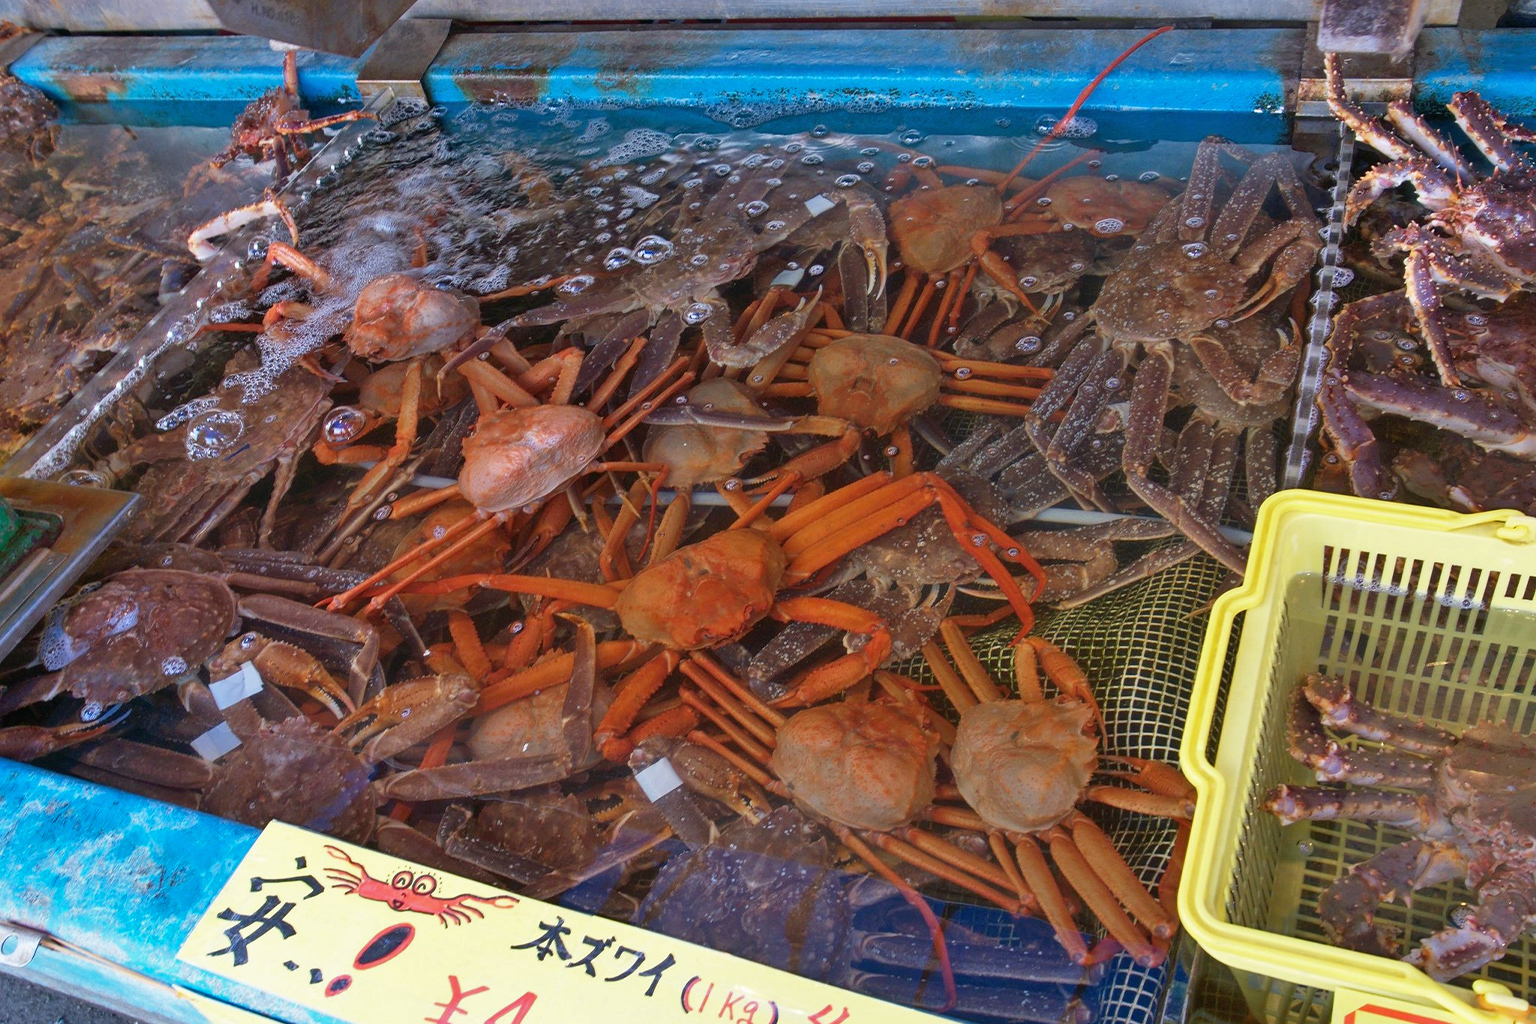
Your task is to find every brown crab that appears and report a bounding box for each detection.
[1026,137,1320,571]
[1267,673,1536,981]
[1324,53,1536,388]
[1320,290,1536,503]
[106,353,333,547]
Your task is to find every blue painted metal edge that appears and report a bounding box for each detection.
[9,34,362,109]
[0,758,344,1024]
[423,27,1301,119]
[1416,28,1536,116]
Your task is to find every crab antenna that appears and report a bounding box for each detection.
[997,25,1174,193]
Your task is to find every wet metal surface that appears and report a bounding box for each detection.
[426,27,1301,137]
[0,480,138,664]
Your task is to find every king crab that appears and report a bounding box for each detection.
[1324,52,1536,388]
[1267,674,1536,981]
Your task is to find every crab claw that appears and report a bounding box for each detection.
[0,703,128,761]
[845,193,889,299]
[1344,371,1536,458]
[333,674,477,763]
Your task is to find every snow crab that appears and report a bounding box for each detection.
[1025,137,1321,571]
[460,159,887,377]
[1267,673,1536,980]
[1324,53,1536,387]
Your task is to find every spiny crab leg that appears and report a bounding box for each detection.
[773,471,1045,636]
[187,193,300,261]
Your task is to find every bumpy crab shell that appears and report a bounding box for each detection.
[203,716,374,843]
[807,334,942,435]
[614,529,785,650]
[458,404,607,513]
[57,569,238,704]
[951,698,1098,833]
[344,273,481,362]
[771,702,938,831]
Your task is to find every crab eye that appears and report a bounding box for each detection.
[239,632,259,649]
[412,876,437,896]
[391,870,413,889]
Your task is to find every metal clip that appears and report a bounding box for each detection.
[0,921,43,967]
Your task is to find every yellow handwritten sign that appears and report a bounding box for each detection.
[179,822,942,1024]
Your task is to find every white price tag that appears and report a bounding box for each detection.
[634,757,685,801]
[190,721,242,761]
[208,661,264,710]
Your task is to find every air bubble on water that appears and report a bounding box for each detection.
[896,153,911,164]
[808,264,824,276]
[1204,288,1220,299]
[186,410,246,460]
[1035,115,1097,139]
[765,220,786,232]
[1214,318,1231,329]
[156,396,220,432]
[744,200,770,217]
[324,406,368,445]
[559,274,595,294]
[835,174,860,187]
[373,506,392,521]
[888,357,900,365]
[1395,339,1416,351]
[1094,217,1125,234]
[1036,196,1053,207]
[954,366,973,379]
[689,253,710,267]
[1466,313,1488,326]
[684,302,715,325]
[1020,276,1040,288]
[1017,336,1042,353]
[604,247,633,270]
[724,478,741,491]
[79,700,104,723]
[1062,311,1077,321]
[1182,242,1209,259]
[900,129,924,145]
[801,154,824,166]
[1453,389,1470,402]
[1185,216,1206,229]
[884,445,900,457]
[857,161,876,174]
[59,468,110,488]
[161,656,188,676]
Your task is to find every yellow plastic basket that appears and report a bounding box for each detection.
[1178,491,1536,1024]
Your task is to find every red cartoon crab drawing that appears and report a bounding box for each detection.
[323,846,518,926]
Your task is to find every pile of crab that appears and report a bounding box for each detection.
[0,32,1343,1015]
[0,49,359,461]
[1317,53,1536,513]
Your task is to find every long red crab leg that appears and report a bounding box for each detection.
[1066,812,1175,939]
[1047,826,1163,967]
[769,597,894,708]
[321,507,497,611]
[939,620,1005,702]
[1013,836,1091,965]
[592,654,678,764]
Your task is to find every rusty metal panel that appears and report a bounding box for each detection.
[0,0,1464,30]
[424,26,1303,133]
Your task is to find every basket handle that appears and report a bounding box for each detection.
[1178,587,1257,787]
[1443,510,1536,544]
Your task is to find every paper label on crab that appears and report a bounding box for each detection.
[190,721,242,761]
[209,662,265,710]
[634,756,686,801]
[179,821,939,1024]
[1330,989,1461,1024]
